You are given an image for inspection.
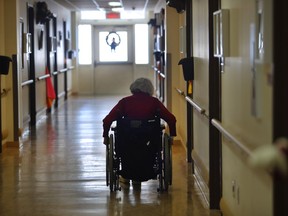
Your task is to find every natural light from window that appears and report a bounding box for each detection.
[135,24,149,64]
[78,24,92,65]
[99,31,128,62]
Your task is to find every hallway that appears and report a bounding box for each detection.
[0,96,221,216]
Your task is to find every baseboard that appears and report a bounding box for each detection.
[3,140,19,148]
[192,150,209,185]
[192,150,210,208]
[220,198,234,216]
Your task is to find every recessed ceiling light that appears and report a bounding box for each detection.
[112,7,123,12]
[108,2,121,7]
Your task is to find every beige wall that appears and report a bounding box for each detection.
[177,0,273,215]
[1,0,72,146]
[0,0,7,142]
[192,0,210,179]
[220,0,273,215]
[1,0,18,144]
[165,6,188,147]
[18,0,72,126]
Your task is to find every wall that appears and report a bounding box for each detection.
[0,0,72,147]
[192,0,210,184]
[220,0,273,215]
[187,0,273,214]
[17,0,72,131]
[1,0,18,145]
[162,4,187,148]
[0,0,8,143]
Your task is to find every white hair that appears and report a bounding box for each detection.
[130,78,154,96]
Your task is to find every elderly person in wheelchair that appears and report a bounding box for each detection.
[103,78,176,191]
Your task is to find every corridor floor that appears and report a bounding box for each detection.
[0,96,221,216]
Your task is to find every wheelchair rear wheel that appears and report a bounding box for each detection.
[106,134,120,191]
[106,143,109,187]
[157,133,172,192]
[163,133,172,190]
[164,133,172,188]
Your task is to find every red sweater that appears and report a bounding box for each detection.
[103,93,177,137]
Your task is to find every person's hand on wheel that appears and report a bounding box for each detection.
[103,137,109,145]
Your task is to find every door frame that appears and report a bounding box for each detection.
[92,25,133,94]
[27,4,36,126]
[272,1,288,215]
[208,0,221,209]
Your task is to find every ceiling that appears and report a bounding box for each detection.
[52,0,161,12]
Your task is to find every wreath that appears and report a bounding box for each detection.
[106,31,121,51]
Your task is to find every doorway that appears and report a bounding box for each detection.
[93,26,133,95]
[77,25,133,95]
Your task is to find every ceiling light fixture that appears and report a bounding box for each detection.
[112,7,123,12]
[108,2,122,7]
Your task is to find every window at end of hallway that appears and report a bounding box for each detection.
[99,31,128,62]
[78,24,92,65]
[134,24,149,64]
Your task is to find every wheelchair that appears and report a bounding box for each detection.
[106,115,173,192]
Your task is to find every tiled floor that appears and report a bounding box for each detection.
[0,96,221,216]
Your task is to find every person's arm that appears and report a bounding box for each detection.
[156,101,177,136]
[102,100,124,138]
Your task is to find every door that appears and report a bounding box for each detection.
[78,25,134,95]
[93,26,134,95]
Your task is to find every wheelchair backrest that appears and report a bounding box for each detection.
[114,117,164,152]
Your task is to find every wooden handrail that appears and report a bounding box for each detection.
[211,119,253,157]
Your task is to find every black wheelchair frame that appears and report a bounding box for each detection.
[106,116,172,192]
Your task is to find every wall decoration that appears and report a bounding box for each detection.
[58,31,62,47]
[106,31,121,52]
[38,28,44,50]
[36,1,53,24]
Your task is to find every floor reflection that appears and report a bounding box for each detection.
[0,96,221,216]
